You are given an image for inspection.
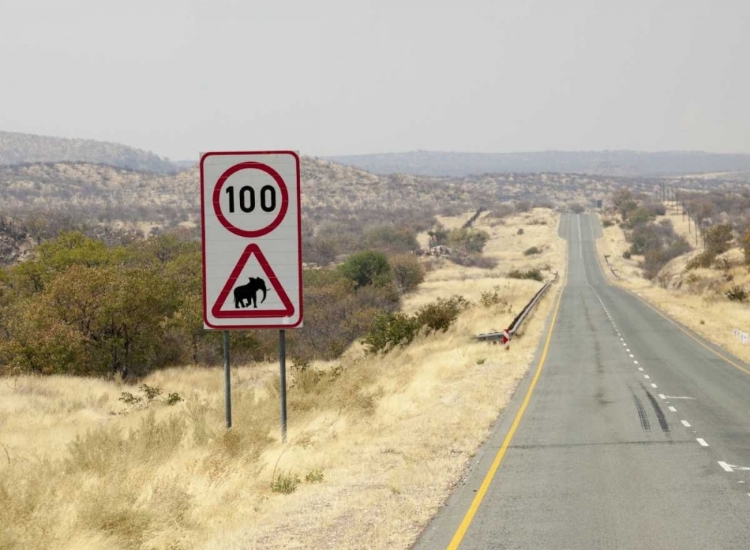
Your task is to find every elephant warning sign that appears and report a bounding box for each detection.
[200,151,302,329]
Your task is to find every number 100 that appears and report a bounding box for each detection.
[225,185,276,213]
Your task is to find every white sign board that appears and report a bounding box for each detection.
[200,151,303,329]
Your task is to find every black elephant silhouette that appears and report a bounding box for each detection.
[233,277,267,309]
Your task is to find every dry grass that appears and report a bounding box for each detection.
[0,210,565,550]
[595,213,750,365]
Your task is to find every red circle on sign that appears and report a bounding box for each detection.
[212,162,289,238]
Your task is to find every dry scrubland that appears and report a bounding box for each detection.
[0,209,564,550]
[595,210,750,365]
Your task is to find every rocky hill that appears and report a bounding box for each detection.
[329,150,750,177]
[0,130,176,173]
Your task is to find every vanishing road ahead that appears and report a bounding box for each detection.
[416,213,750,550]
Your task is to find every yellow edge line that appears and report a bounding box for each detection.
[446,243,567,549]
[589,214,750,378]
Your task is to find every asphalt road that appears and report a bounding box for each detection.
[415,213,750,550]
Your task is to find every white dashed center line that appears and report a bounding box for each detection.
[658,394,666,399]
[681,420,691,428]
[644,375,650,379]
[697,438,709,447]
[668,406,677,412]
[638,367,644,371]
[650,383,658,389]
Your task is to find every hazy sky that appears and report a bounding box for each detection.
[1,0,749,159]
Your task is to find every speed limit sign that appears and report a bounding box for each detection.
[200,151,303,329]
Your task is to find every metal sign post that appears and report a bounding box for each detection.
[279,330,287,442]
[223,331,232,429]
[200,151,303,433]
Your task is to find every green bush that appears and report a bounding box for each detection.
[507,268,543,282]
[524,246,541,256]
[725,285,748,302]
[448,228,490,254]
[416,296,470,334]
[271,472,300,494]
[361,312,422,354]
[305,469,325,483]
[622,250,632,259]
[338,251,392,288]
[390,254,425,294]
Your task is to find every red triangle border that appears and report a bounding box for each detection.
[211,244,295,318]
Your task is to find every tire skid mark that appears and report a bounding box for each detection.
[641,383,670,433]
[629,385,651,431]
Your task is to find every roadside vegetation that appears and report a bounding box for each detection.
[0,209,565,550]
[597,187,750,366]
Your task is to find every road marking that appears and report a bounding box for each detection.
[681,420,691,427]
[622,288,750,377]
[622,343,627,346]
[630,354,635,358]
[668,406,677,412]
[644,375,650,379]
[650,383,657,388]
[658,394,666,399]
[445,273,566,549]
[638,367,644,371]
[719,461,734,472]
[634,360,639,364]
[664,396,695,400]
[697,438,709,447]
[626,348,630,352]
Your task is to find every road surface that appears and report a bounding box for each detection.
[415,213,750,550]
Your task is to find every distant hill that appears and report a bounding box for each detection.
[0,130,177,173]
[328,150,750,177]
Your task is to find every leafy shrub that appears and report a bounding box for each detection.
[338,251,392,288]
[622,250,632,259]
[416,296,470,334]
[166,392,183,406]
[448,228,490,254]
[704,224,733,256]
[524,246,541,256]
[141,384,162,401]
[602,219,614,228]
[119,392,142,407]
[361,312,422,354]
[305,469,325,483]
[517,228,524,235]
[390,255,425,294]
[363,225,419,254]
[271,472,300,494]
[725,285,748,302]
[362,296,469,353]
[507,268,543,282]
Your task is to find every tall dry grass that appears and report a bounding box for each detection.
[0,209,565,550]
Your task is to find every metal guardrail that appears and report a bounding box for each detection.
[476,272,558,348]
[603,254,621,279]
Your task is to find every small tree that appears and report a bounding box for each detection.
[390,255,425,294]
[704,224,733,256]
[338,251,392,288]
